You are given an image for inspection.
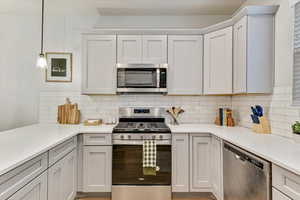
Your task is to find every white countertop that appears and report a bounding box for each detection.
[169,124,300,175]
[1,123,300,177]
[0,124,114,176]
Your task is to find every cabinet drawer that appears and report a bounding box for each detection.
[7,171,47,200]
[273,164,300,199]
[83,134,111,146]
[273,187,292,200]
[49,137,77,166]
[0,153,48,200]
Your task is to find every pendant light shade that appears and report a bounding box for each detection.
[36,53,47,69]
[37,0,47,69]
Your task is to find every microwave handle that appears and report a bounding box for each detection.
[157,69,160,88]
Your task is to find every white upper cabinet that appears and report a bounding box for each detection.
[82,35,117,95]
[168,35,203,95]
[117,35,142,63]
[142,35,167,64]
[117,35,167,64]
[233,17,248,94]
[233,16,274,94]
[204,27,233,95]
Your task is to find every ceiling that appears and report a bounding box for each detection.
[0,0,246,16]
[96,0,246,16]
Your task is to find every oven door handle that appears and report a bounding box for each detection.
[113,140,171,145]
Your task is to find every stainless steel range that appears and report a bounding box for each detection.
[112,107,171,200]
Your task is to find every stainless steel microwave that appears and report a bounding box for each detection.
[116,64,168,94]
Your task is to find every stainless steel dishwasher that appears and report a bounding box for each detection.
[223,142,271,200]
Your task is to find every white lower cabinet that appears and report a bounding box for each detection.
[48,149,77,200]
[83,146,112,192]
[172,134,189,192]
[190,134,211,192]
[273,188,292,200]
[211,136,223,200]
[8,172,47,200]
[272,164,300,200]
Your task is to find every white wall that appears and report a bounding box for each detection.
[95,15,230,28]
[0,0,99,131]
[0,14,41,131]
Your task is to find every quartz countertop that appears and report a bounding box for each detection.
[169,124,300,175]
[1,123,300,177]
[0,124,114,176]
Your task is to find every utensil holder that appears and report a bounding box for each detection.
[251,116,271,134]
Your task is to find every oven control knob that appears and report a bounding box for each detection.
[159,135,163,140]
[120,135,124,139]
[141,135,144,140]
[152,135,156,140]
[128,135,131,139]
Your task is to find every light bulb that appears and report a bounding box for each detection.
[36,54,47,69]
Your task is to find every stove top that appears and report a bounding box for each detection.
[113,118,171,133]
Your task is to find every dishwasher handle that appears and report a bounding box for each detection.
[235,154,246,162]
[224,143,270,172]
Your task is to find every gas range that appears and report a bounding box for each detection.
[112,107,172,200]
[112,107,171,143]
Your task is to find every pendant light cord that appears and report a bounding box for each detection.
[40,0,45,54]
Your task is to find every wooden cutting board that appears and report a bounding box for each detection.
[57,99,80,124]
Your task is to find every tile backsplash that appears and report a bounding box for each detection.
[39,92,231,125]
[39,86,299,138]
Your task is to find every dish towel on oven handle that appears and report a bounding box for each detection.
[143,140,157,176]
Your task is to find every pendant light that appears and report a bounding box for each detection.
[36,0,47,68]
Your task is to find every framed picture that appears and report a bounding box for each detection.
[46,52,72,82]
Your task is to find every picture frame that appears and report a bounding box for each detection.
[45,52,72,82]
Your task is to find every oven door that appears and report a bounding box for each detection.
[112,144,171,185]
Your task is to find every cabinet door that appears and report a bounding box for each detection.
[190,135,211,192]
[172,134,189,192]
[8,172,47,200]
[204,27,233,94]
[82,35,117,94]
[211,136,223,200]
[48,149,77,200]
[272,188,292,200]
[142,35,167,64]
[233,16,248,94]
[83,146,112,192]
[117,35,142,63]
[168,36,203,95]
